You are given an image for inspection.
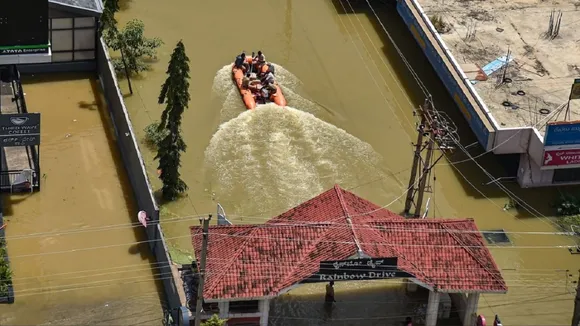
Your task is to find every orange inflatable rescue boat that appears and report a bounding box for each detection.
[232,54,287,110]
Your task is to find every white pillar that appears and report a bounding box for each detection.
[259,299,270,326]
[425,291,440,326]
[463,293,480,326]
[218,301,229,319]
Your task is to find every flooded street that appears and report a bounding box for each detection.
[117,0,578,324]
[0,75,163,325]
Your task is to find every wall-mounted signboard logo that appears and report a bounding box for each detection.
[0,113,41,147]
[302,257,414,283]
[10,117,29,126]
[544,120,580,147]
[0,0,49,56]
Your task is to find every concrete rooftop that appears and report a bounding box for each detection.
[420,0,580,136]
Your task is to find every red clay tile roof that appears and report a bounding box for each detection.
[191,185,507,301]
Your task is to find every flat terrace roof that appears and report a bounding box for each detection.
[418,0,580,136]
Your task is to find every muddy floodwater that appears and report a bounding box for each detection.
[0,75,163,325]
[117,0,578,325]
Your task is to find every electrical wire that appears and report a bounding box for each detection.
[1,227,575,262]
[359,0,572,232]
[326,0,415,143]
[334,0,419,130]
[1,254,573,288]
[361,0,568,167]
[0,268,574,318]
[195,231,575,250]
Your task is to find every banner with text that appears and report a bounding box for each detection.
[542,148,580,168]
[302,257,414,283]
[544,121,580,147]
[0,113,41,147]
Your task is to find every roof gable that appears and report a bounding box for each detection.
[49,0,103,16]
[191,186,507,300]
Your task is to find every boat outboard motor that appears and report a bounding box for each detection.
[493,315,502,326]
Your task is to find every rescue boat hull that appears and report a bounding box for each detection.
[231,58,287,110]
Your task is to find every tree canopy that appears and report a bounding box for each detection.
[155,41,190,201]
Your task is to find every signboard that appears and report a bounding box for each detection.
[0,113,41,147]
[542,148,580,167]
[570,78,580,100]
[303,257,414,283]
[0,0,49,55]
[544,121,580,147]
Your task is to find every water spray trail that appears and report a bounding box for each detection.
[204,105,384,215]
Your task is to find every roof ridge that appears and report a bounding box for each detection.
[334,185,364,255]
[203,225,258,297]
[440,222,506,289]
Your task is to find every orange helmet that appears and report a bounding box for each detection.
[261,65,269,73]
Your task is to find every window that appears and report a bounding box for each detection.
[51,18,72,29]
[74,17,95,28]
[229,300,259,314]
[74,29,95,50]
[49,16,96,63]
[52,52,73,62]
[51,30,73,51]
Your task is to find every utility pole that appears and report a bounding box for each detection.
[414,130,434,218]
[194,214,212,326]
[573,269,580,326]
[404,98,456,218]
[404,112,426,216]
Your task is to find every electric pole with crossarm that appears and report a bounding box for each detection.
[404,98,457,218]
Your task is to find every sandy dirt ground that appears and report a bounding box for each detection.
[418,0,580,132]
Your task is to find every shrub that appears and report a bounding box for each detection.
[143,122,168,149]
[430,15,451,33]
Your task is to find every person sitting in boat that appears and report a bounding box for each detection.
[260,65,275,85]
[245,74,261,92]
[253,51,266,70]
[260,82,277,101]
[234,51,249,71]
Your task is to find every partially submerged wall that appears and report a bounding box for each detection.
[396,0,496,151]
[96,38,181,315]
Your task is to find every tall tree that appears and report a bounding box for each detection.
[107,19,163,76]
[156,41,190,201]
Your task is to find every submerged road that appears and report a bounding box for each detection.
[117,0,579,324]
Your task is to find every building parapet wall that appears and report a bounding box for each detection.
[396,0,499,151]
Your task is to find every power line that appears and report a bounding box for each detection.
[198,231,575,250]
[360,0,567,168]
[1,253,572,289]
[359,0,570,231]
[2,266,576,310]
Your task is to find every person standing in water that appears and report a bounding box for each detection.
[325,281,336,303]
[323,281,336,319]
